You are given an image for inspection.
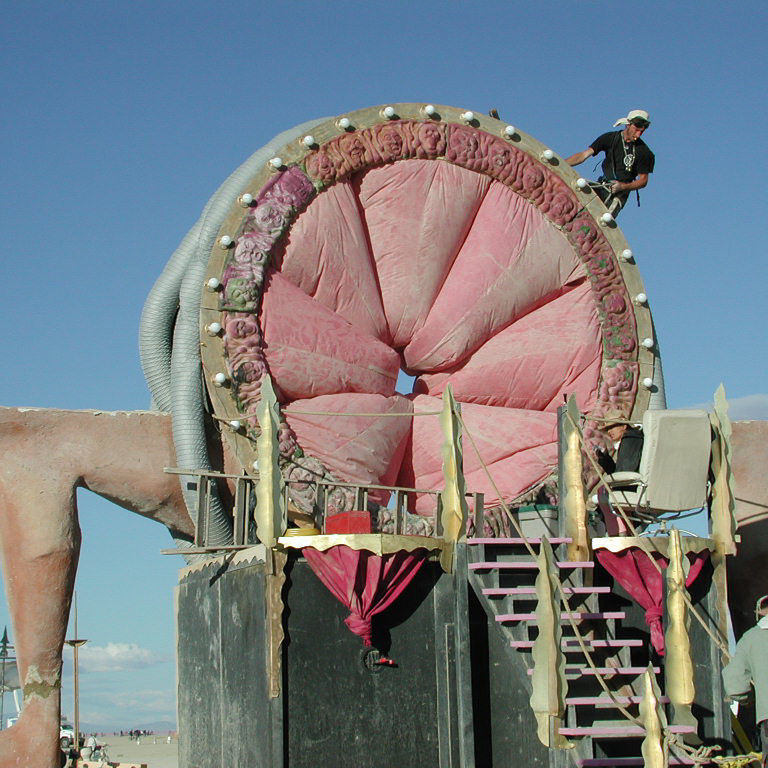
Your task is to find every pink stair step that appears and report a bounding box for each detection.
[510,638,643,650]
[470,560,594,570]
[579,758,694,766]
[566,695,671,705]
[484,586,611,596]
[579,665,660,675]
[468,537,572,545]
[559,724,695,738]
[527,665,660,676]
[498,611,625,622]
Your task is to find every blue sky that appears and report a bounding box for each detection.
[1,0,766,730]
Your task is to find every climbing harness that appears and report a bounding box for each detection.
[588,180,628,216]
[589,131,642,212]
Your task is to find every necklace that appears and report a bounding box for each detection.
[622,134,636,173]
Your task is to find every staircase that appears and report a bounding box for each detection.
[466,536,699,767]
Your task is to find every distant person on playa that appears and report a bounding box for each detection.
[566,109,655,217]
[723,594,768,767]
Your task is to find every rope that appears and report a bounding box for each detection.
[455,410,644,727]
[566,410,731,659]
[456,405,734,754]
[666,732,723,765]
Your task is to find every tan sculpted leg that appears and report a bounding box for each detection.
[0,408,194,767]
[0,479,79,768]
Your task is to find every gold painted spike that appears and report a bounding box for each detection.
[254,375,287,548]
[710,384,737,556]
[439,385,468,573]
[267,549,287,698]
[640,665,667,768]
[664,529,699,741]
[530,538,573,749]
[563,395,590,563]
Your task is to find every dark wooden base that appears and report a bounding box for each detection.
[176,546,476,768]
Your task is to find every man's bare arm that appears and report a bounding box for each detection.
[610,173,649,194]
[565,147,595,166]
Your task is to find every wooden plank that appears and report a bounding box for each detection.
[559,724,694,737]
[484,586,609,596]
[469,560,594,570]
[233,477,245,546]
[468,537,572,545]
[501,611,625,622]
[511,638,642,649]
[527,666,660,676]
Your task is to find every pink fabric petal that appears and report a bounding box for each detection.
[284,393,413,495]
[260,164,610,516]
[404,181,584,372]
[276,181,389,343]
[397,395,558,512]
[414,280,601,412]
[356,160,491,348]
[259,271,400,401]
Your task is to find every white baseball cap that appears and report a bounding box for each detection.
[614,109,651,127]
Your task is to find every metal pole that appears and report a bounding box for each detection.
[65,593,87,756]
[0,627,7,730]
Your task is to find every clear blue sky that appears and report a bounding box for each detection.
[1,0,766,731]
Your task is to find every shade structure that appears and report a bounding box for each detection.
[595,547,709,654]
[302,544,430,647]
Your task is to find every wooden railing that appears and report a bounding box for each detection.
[164,467,484,551]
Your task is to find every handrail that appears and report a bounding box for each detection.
[166,465,487,550]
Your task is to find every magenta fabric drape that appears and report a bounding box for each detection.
[595,547,710,655]
[302,545,429,646]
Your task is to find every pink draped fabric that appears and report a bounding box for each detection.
[264,163,605,514]
[302,545,429,646]
[595,547,710,655]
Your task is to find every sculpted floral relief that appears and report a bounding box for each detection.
[445,124,488,170]
[304,150,336,183]
[216,167,316,456]
[414,122,446,158]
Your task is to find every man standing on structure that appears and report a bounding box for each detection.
[565,109,654,217]
[723,594,768,767]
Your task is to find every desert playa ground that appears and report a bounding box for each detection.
[77,734,178,768]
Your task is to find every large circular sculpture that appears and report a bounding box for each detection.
[197,104,657,531]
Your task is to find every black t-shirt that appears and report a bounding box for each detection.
[590,131,655,183]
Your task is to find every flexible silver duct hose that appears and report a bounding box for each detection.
[140,220,203,411]
[140,118,328,547]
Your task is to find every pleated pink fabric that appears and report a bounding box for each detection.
[265,161,603,510]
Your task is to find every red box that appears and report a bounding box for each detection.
[325,510,372,534]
